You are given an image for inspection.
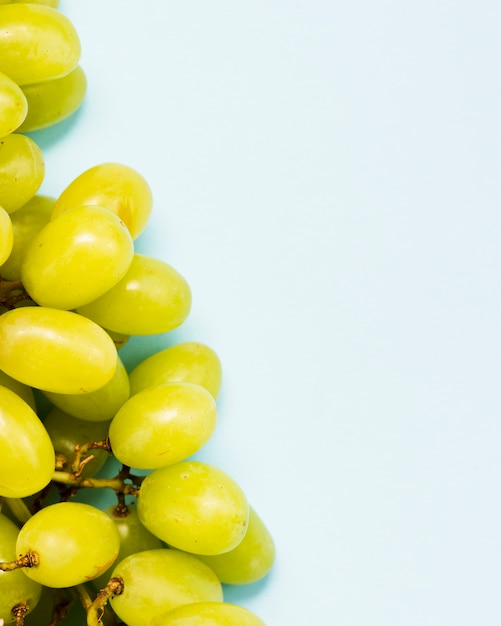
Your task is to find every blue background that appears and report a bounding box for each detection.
[34,1,501,624]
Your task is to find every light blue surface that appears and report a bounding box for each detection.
[35,1,501,624]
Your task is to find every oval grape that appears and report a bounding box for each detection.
[0,134,45,214]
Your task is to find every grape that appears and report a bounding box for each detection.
[148,602,266,626]
[0,368,36,411]
[109,382,217,470]
[91,503,163,589]
[0,513,42,625]
[43,407,111,478]
[0,4,80,85]
[0,385,54,498]
[0,133,45,214]
[129,341,223,399]
[0,1,60,6]
[109,548,223,626]
[0,195,54,280]
[16,501,120,588]
[0,71,28,137]
[137,461,249,555]
[0,205,13,266]
[18,65,87,133]
[42,355,129,422]
[77,253,192,335]
[52,162,153,239]
[21,205,134,310]
[194,506,275,585]
[0,306,118,394]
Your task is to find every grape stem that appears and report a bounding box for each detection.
[0,278,35,310]
[76,578,124,626]
[0,551,39,571]
[11,603,28,626]
[51,466,142,498]
[71,437,112,476]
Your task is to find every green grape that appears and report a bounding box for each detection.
[0,0,60,6]
[129,341,223,399]
[0,4,80,86]
[194,506,275,585]
[0,205,13,265]
[149,602,266,626]
[0,71,27,137]
[0,368,36,411]
[0,513,42,624]
[16,501,120,588]
[52,162,153,239]
[42,407,110,478]
[109,382,217,470]
[18,65,86,132]
[0,306,118,394]
[109,548,223,626]
[42,355,129,422]
[137,461,249,555]
[0,385,54,498]
[0,194,54,280]
[21,204,134,310]
[77,253,192,335]
[0,133,45,214]
[92,503,163,589]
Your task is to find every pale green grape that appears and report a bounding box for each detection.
[0,205,13,265]
[0,385,54,498]
[0,368,36,411]
[0,194,54,280]
[92,503,163,589]
[0,71,27,137]
[0,133,45,214]
[110,548,223,626]
[137,461,249,555]
[194,506,275,585]
[0,4,80,85]
[109,382,217,470]
[21,205,134,310]
[148,602,266,626]
[42,355,129,421]
[0,513,42,625]
[18,65,86,132]
[129,341,223,399]
[52,162,153,239]
[42,407,110,478]
[0,306,118,394]
[16,501,120,588]
[77,253,192,335]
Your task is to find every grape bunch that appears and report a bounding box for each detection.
[0,3,274,625]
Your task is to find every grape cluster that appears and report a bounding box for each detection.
[0,3,274,625]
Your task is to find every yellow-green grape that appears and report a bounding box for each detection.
[0,0,60,6]
[0,4,80,86]
[129,342,222,399]
[195,507,275,585]
[77,253,192,335]
[0,194,54,280]
[0,134,45,214]
[137,461,249,555]
[0,385,54,498]
[16,502,120,588]
[52,162,153,239]
[109,548,223,626]
[21,205,134,310]
[18,65,86,133]
[109,382,217,470]
[149,602,267,626]
[43,407,110,478]
[0,368,36,410]
[92,503,163,589]
[0,306,118,394]
[42,355,129,422]
[0,205,13,265]
[0,513,42,625]
[0,71,27,137]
